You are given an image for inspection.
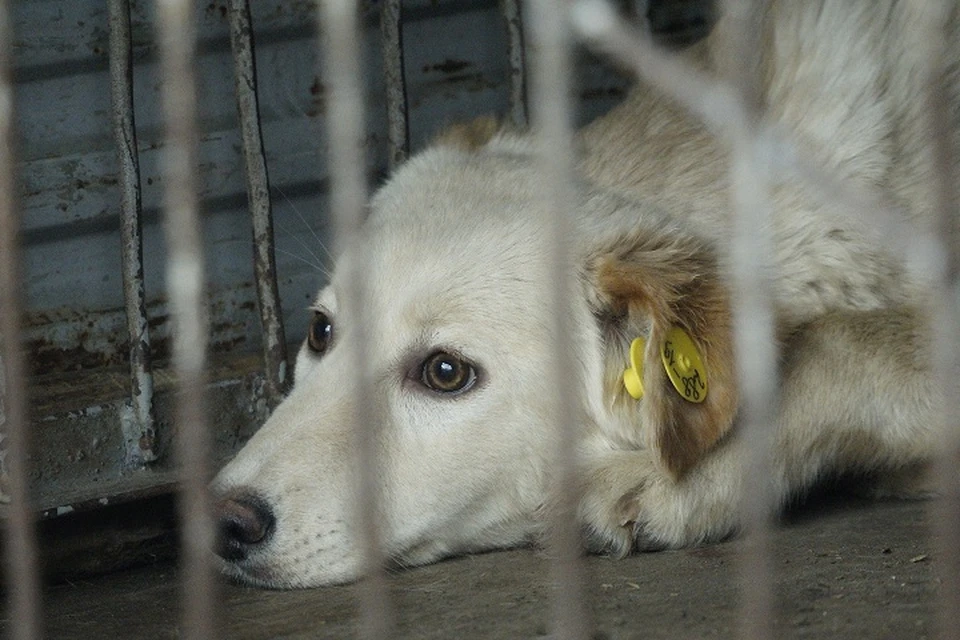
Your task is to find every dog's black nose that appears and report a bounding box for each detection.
[215,491,275,562]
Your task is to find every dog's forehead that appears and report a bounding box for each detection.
[320,148,557,341]
[370,146,545,224]
[361,215,545,330]
[370,149,548,269]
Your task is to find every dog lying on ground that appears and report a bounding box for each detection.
[213,0,957,587]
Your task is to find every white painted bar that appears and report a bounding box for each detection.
[316,1,394,637]
[526,1,593,637]
[155,1,218,637]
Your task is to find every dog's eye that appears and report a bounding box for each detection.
[307,311,333,355]
[420,351,477,394]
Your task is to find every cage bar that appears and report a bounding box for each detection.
[108,0,158,467]
[155,1,218,638]
[910,2,960,639]
[0,2,41,638]
[380,0,409,170]
[499,0,527,128]
[0,353,6,495]
[525,1,592,638]
[227,0,289,410]
[316,1,394,637]
[717,1,778,638]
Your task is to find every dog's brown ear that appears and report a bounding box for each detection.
[432,116,501,151]
[588,225,739,479]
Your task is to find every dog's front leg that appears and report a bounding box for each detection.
[579,308,942,555]
[578,436,751,555]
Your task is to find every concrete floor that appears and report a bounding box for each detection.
[20,498,940,639]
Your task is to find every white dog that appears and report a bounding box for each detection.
[213,0,956,588]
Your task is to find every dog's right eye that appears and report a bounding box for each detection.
[307,311,333,355]
[420,351,477,395]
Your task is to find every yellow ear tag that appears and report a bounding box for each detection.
[660,326,708,403]
[622,337,646,400]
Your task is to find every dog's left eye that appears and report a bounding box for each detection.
[307,311,334,355]
[420,351,477,394]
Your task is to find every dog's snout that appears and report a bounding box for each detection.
[215,491,275,562]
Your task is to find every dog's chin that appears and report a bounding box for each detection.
[214,555,360,589]
[215,556,285,589]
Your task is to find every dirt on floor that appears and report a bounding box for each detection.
[16,497,940,639]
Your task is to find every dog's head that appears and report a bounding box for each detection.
[212,126,738,587]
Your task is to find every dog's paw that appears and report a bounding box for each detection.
[616,490,672,552]
[577,449,667,555]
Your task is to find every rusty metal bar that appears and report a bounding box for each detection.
[155,1,218,638]
[718,2,778,638]
[316,1,394,637]
[227,0,289,410]
[0,353,6,501]
[0,1,41,637]
[380,0,409,170]
[499,0,527,128]
[910,2,960,639]
[108,0,158,467]
[526,1,592,638]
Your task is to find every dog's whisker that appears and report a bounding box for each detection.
[273,246,330,277]
[273,184,335,263]
[273,215,332,277]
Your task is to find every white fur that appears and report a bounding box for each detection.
[214,0,954,587]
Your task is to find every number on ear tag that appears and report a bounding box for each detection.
[659,327,708,403]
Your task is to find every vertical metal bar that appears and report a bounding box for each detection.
[499,0,527,128]
[316,1,394,638]
[911,2,960,639]
[0,2,41,638]
[155,1,218,638]
[0,353,7,500]
[109,0,158,467]
[227,0,289,409]
[380,0,409,170]
[526,1,592,638]
[718,2,777,639]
